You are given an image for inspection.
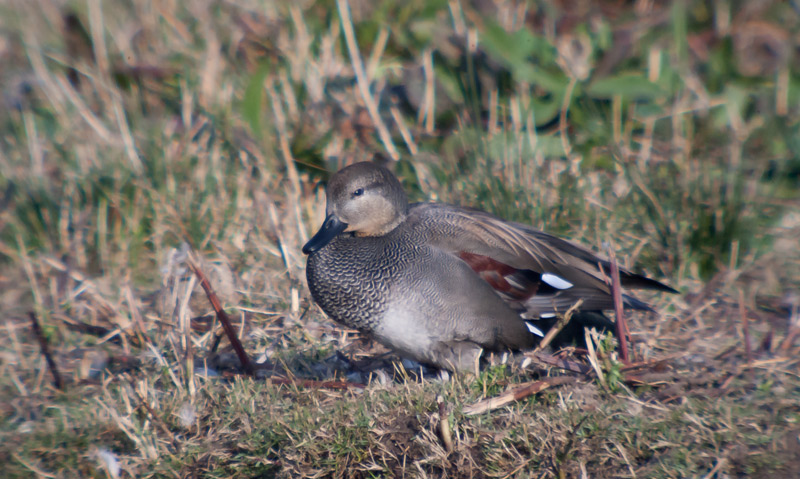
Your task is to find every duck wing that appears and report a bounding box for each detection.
[407,202,675,317]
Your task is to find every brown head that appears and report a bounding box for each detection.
[302,162,409,254]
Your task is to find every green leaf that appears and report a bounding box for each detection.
[241,63,270,134]
[521,68,568,94]
[481,22,538,65]
[788,73,800,105]
[587,74,663,99]
[723,83,749,119]
[480,21,565,92]
[529,96,562,126]
[671,0,688,64]
[634,103,666,118]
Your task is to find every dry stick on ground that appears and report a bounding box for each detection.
[607,249,631,364]
[529,352,593,375]
[620,353,685,372]
[533,350,679,388]
[464,376,578,415]
[188,255,366,390]
[28,312,64,390]
[533,299,583,353]
[187,255,254,375]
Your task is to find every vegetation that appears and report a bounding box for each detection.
[1,0,799,477]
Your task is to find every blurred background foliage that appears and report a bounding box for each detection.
[1,0,798,291]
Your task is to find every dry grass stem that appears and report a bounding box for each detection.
[464,376,577,415]
[336,0,399,160]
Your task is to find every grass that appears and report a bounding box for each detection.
[2,0,800,477]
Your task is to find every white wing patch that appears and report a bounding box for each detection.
[540,312,557,319]
[525,322,544,337]
[542,273,574,290]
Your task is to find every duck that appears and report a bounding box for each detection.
[302,161,676,372]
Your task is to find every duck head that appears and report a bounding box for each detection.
[302,162,409,254]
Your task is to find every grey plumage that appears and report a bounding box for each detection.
[303,162,676,372]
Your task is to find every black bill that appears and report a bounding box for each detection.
[302,214,348,254]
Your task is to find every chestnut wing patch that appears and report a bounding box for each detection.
[456,251,625,319]
[457,251,544,302]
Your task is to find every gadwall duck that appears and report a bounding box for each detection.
[303,162,676,372]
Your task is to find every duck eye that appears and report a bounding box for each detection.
[352,188,364,197]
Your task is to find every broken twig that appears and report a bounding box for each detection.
[533,299,583,353]
[29,312,64,390]
[188,255,254,375]
[464,376,577,415]
[529,352,593,375]
[607,249,630,364]
[437,395,453,452]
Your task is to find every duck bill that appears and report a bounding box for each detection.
[302,214,348,254]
